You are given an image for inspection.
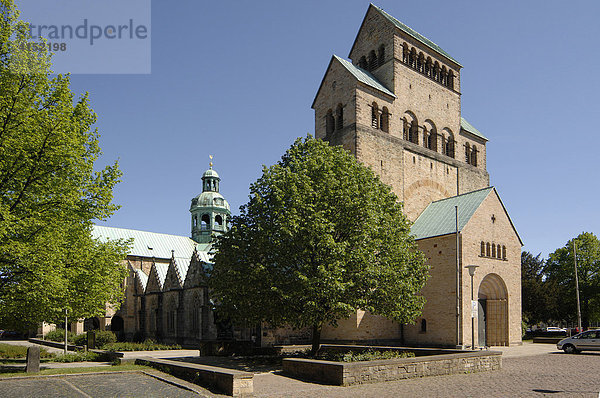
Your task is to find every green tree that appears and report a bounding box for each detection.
[210,136,428,355]
[545,232,600,327]
[521,251,562,325]
[0,0,129,329]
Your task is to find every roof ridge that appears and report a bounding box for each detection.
[94,225,192,240]
[332,55,396,98]
[428,186,494,204]
[370,4,461,67]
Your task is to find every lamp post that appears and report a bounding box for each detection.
[465,265,479,350]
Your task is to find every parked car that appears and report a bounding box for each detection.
[545,327,567,333]
[557,330,600,353]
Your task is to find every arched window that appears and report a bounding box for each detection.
[378,45,385,67]
[193,215,197,227]
[368,50,377,71]
[471,145,478,166]
[425,57,432,77]
[402,43,409,64]
[417,52,424,73]
[492,243,496,258]
[486,242,491,257]
[441,66,447,85]
[403,112,418,144]
[215,214,223,227]
[409,48,416,68]
[481,241,485,256]
[201,214,210,230]
[336,104,343,130]
[502,246,507,260]
[448,70,455,89]
[325,109,334,135]
[410,120,418,144]
[421,319,427,333]
[497,244,502,259]
[442,128,455,158]
[465,143,471,163]
[380,107,389,132]
[359,56,368,69]
[424,121,437,152]
[433,62,440,81]
[371,102,379,128]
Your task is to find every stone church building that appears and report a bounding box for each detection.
[79,4,521,348]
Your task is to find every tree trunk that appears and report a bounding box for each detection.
[311,323,321,357]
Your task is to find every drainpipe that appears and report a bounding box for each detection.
[455,205,462,348]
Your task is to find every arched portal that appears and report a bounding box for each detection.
[477,273,508,346]
[111,315,124,332]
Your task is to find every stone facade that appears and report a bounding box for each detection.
[308,4,522,347]
[55,5,521,350]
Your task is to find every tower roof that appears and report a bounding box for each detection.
[202,168,220,179]
[351,4,461,67]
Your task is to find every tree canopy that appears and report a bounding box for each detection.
[210,136,428,353]
[545,232,600,327]
[0,0,129,329]
[521,232,600,328]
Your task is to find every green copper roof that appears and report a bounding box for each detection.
[92,225,211,260]
[411,187,494,240]
[371,4,461,67]
[333,55,396,98]
[461,117,488,141]
[202,168,219,179]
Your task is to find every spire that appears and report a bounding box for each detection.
[190,155,230,243]
[202,155,220,193]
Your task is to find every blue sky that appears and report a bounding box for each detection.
[15,0,600,258]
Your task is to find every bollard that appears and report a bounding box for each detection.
[26,346,40,373]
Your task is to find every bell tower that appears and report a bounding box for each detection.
[190,157,231,244]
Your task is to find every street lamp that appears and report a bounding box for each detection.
[465,265,479,350]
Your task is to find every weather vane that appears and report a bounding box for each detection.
[209,155,213,168]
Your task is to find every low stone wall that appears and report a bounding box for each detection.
[136,357,253,397]
[533,337,563,344]
[28,338,81,351]
[283,350,501,386]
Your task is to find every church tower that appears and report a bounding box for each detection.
[190,160,231,243]
[312,4,490,220]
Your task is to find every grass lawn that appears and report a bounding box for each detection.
[0,364,151,377]
[0,343,54,360]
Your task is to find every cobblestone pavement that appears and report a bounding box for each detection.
[0,372,205,397]
[253,351,600,397]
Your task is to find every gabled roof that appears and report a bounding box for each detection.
[411,187,523,245]
[153,263,169,290]
[312,55,395,108]
[461,117,488,141]
[411,187,494,240]
[367,4,461,67]
[134,268,148,291]
[334,55,395,97]
[92,225,205,260]
[173,257,190,285]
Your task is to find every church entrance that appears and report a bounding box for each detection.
[477,274,508,346]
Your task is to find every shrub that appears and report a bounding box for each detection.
[73,333,88,346]
[44,329,75,343]
[93,330,117,348]
[319,349,415,362]
[103,339,181,352]
[52,351,100,363]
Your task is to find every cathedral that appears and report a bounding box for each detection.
[81,4,522,348]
